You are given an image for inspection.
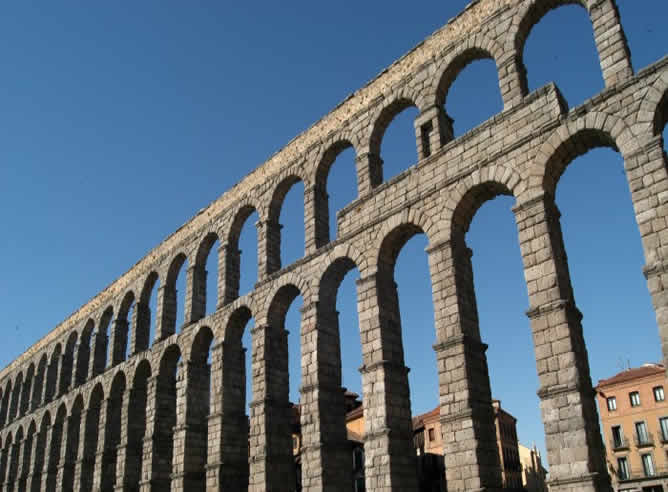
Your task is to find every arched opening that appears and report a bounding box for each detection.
[522,3,603,108]
[92,307,113,377]
[0,433,10,487]
[660,91,668,151]
[63,396,83,491]
[463,187,539,487]
[439,53,503,137]
[31,356,47,412]
[101,372,125,492]
[79,385,102,491]
[116,291,135,363]
[262,284,302,488]
[184,326,214,492]
[194,233,220,318]
[317,257,364,488]
[616,0,666,73]
[153,344,181,490]
[19,422,36,491]
[6,427,22,492]
[0,382,10,428]
[217,306,253,489]
[164,253,189,337]
[228,206,259,299]
[46,405,67,491]
[60,332,78,395]
[268,176,305,273]
[32,412,50,492]
[314,143,357,246]
[137,272,159,352]
[371,100,420,184]
[126,360,151,491]
[19,365,34,417]
[9,373,23,422]
[75,321,94,387]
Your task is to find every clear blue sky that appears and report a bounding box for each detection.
[1,0,667,467]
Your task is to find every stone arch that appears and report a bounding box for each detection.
[19,363,34,417]
[112,290,135,365]
[193,231,221,319]
[75,320,95,387]
[523,111,639,202]
[636,71,668,138]
[19,420,36,492]
[0,381,10,429]
[6,425,23,491]
[60,331,78,396]
[0,431,11,488]
[31,355,47,412]
[8,373,23,423]
[224,201,261,302]
[431,30,505,109]
[125,358,151,491]
[137,271,160,352]
[101,371,125,492]
[261,272,314,323]
[92,306,114,377]
[160,251,190,339]
[62,395,84,491]
[314,242,369,295]
[367,92,424,158]
[441,165,525,238]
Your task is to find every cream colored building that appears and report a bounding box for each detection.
[596,363,668,492]
[519,443,548,492]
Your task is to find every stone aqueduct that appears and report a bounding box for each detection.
[1,0,667,490]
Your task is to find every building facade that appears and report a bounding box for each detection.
[519,443,548,492]
[596,364,668,492]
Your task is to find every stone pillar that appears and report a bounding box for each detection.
[206,341,249,490]
[43,418,62,492]
[92,398,110,492]
[220,242,241,305]
[414,105,451,160]
[248,324,294,491]
[172,361,210,491]
[113,389,132,492]
[5,436,21,492]
[18,431,34,492]
[497,53,528,108]
[157,285,177,341]
[0,444,8,491]
[305,184,330,255]
[355,152,383,198]
[355,273,419,492]
[257,219,283,279]
[19,377,32,417]
[513,194,611,492]
[30,424,48,492]
[426,239,502,492]
[139,376,159,492]
[299,302,349,492]
[589,0,633,87]
[188,265,207,323]
[73,408,91,492]
[59,353,74,396]
[623,137,668,369]
[131,301,151,354]
[89,331,109,378]
[109,318,130,367]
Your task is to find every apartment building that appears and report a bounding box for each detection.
[596,363,668,492]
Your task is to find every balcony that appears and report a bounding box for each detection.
[610,436,630,451]
[635,432,655,448]
[618,466,668,482]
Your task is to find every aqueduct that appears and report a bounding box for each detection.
[1,0,667,490]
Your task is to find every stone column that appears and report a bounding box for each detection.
[131,301,151,354]
[0,444,8,491]
[305,184,330,255]
[218,242,241,305]
[355,273,418,492]
[59,353,75,396]
[299,302,349,492]
[43,418,62,492]
[206,341,249,490]
[73,409,90,492]
[355,152,383,198]
[171,360,209,491]
[426,239,502,492]
[18,431,34,492]
[188,264,207,323]
[513,194,611,492]
[257,219,283,279]
[248,324,294,491]
[497,53,528,108]
[92,398,110,492]
[589,0,633,87]
[108,318,130,367]
[19,377,32,417]
[414,105,452,160]
[5,436,21,492]
[113,389,132,492]
[139,376,159,492]
[156,285,177,341]
[30,423,48,492]
[89,330,109,378]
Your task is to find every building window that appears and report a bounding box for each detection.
[654,386,665,402]
[611,425,624,448]
[642,453,656,477]
[617,457,630,480]
[630,391,641,407]
[660,417,668,442]
[635,421,651,445]
[428,428,435,442]
[607,396,617,411]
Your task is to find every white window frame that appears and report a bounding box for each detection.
[654,386,665,402]
[617,456,630,480]
[630,391,641,407]
[641,453,656,477]
[607,396,617,411]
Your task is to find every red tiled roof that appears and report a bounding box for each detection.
[596,363,664,388]
[412,407,440,429]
